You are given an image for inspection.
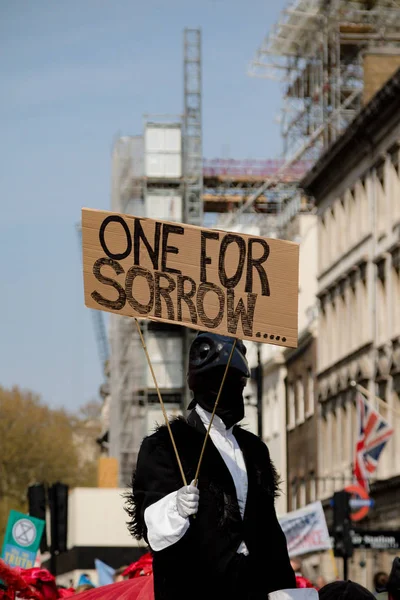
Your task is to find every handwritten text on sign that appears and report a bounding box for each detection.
[82,209,299,347]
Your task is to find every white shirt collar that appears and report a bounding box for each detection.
[195,404,234,436]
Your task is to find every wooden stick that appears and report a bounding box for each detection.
[193,338,238,487]
[134,318,187,487]
[351,381,400,419]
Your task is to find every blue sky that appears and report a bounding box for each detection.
[0,0,287,411]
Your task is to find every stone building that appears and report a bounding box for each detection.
[285,324,318,513]
[261,209,318,516]
[301,67,400,584]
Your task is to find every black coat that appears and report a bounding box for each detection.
[127,411,295,600]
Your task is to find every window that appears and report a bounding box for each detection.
[320,216,327,272]
[296,377,305,424]
[272,391,279,436]
[299,481,306,508]
[376,379,388,416]
[330,297,338,364]
[336,399,342,467]
[291,481,298,511]
[320,414,328,496]
[393,374,400,468]
[388,147,400,224]
[265,394,271,441]
[345,284,351,357]
[337,197,346,255]
[344,190,357,248]
[319,301,327,370]
[352,187,360,244]
[341,283,349,356]
[359,265,369,344]
[360,176,369,235]
[329,207,336,263]
[349,282,357,352]
[342,400,349,466]
[375,163,386,235]
[375,379,389,477]
[287,382,295,430]
[376,259,387,345]
[392,252,400,336]
[309,474,317,503]
[306,369,314,416]
[350,393,358,467]
[331,407,338,470]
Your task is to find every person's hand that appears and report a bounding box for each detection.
[176,480,199,518]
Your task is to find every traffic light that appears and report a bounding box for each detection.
[48,483,68,553]
[333,490,353,558]
[27,483,48,553]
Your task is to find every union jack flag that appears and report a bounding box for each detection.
[354,392,394,492]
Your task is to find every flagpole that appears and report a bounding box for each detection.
[350,381,400,419]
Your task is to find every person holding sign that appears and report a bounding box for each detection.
[126,333,297,600]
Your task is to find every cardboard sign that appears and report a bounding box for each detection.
[82,208,299,347]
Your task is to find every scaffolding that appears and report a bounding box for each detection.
[183,29,203,226]
[182,28,203,408]
[108,30,203,484]
[108,136,149,486]
[203,158,309,215]
[226,0,400,229]
[250,0,400,158]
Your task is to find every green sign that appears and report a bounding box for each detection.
[1,510,45,569]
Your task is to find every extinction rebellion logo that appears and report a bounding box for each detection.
[12,518,37,547]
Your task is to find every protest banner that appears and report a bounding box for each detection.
[1,510,45,569]
[82,208,299,347]
[279,501,332,557]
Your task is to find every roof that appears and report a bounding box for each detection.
[300,67,400,201]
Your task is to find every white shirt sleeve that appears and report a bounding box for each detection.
[144,490,190,551]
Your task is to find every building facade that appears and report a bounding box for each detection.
[282,209,319,518]
[285,326,318,514]
[301,68,400,584]
[235,209,318,517]
[262,346,288,516]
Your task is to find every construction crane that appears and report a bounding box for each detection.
[76,222,109,371]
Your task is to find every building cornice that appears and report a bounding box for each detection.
[262,349,286,375]
[317,341,373,381]
[284,328,314,365]
[317,235,371,283]
[371,474,400,494]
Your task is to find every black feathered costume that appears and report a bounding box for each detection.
[127,334,295,599]
[127,410,295,599]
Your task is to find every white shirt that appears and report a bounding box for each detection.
[144,405,249,553]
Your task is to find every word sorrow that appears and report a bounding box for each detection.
[82,209,299,346]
